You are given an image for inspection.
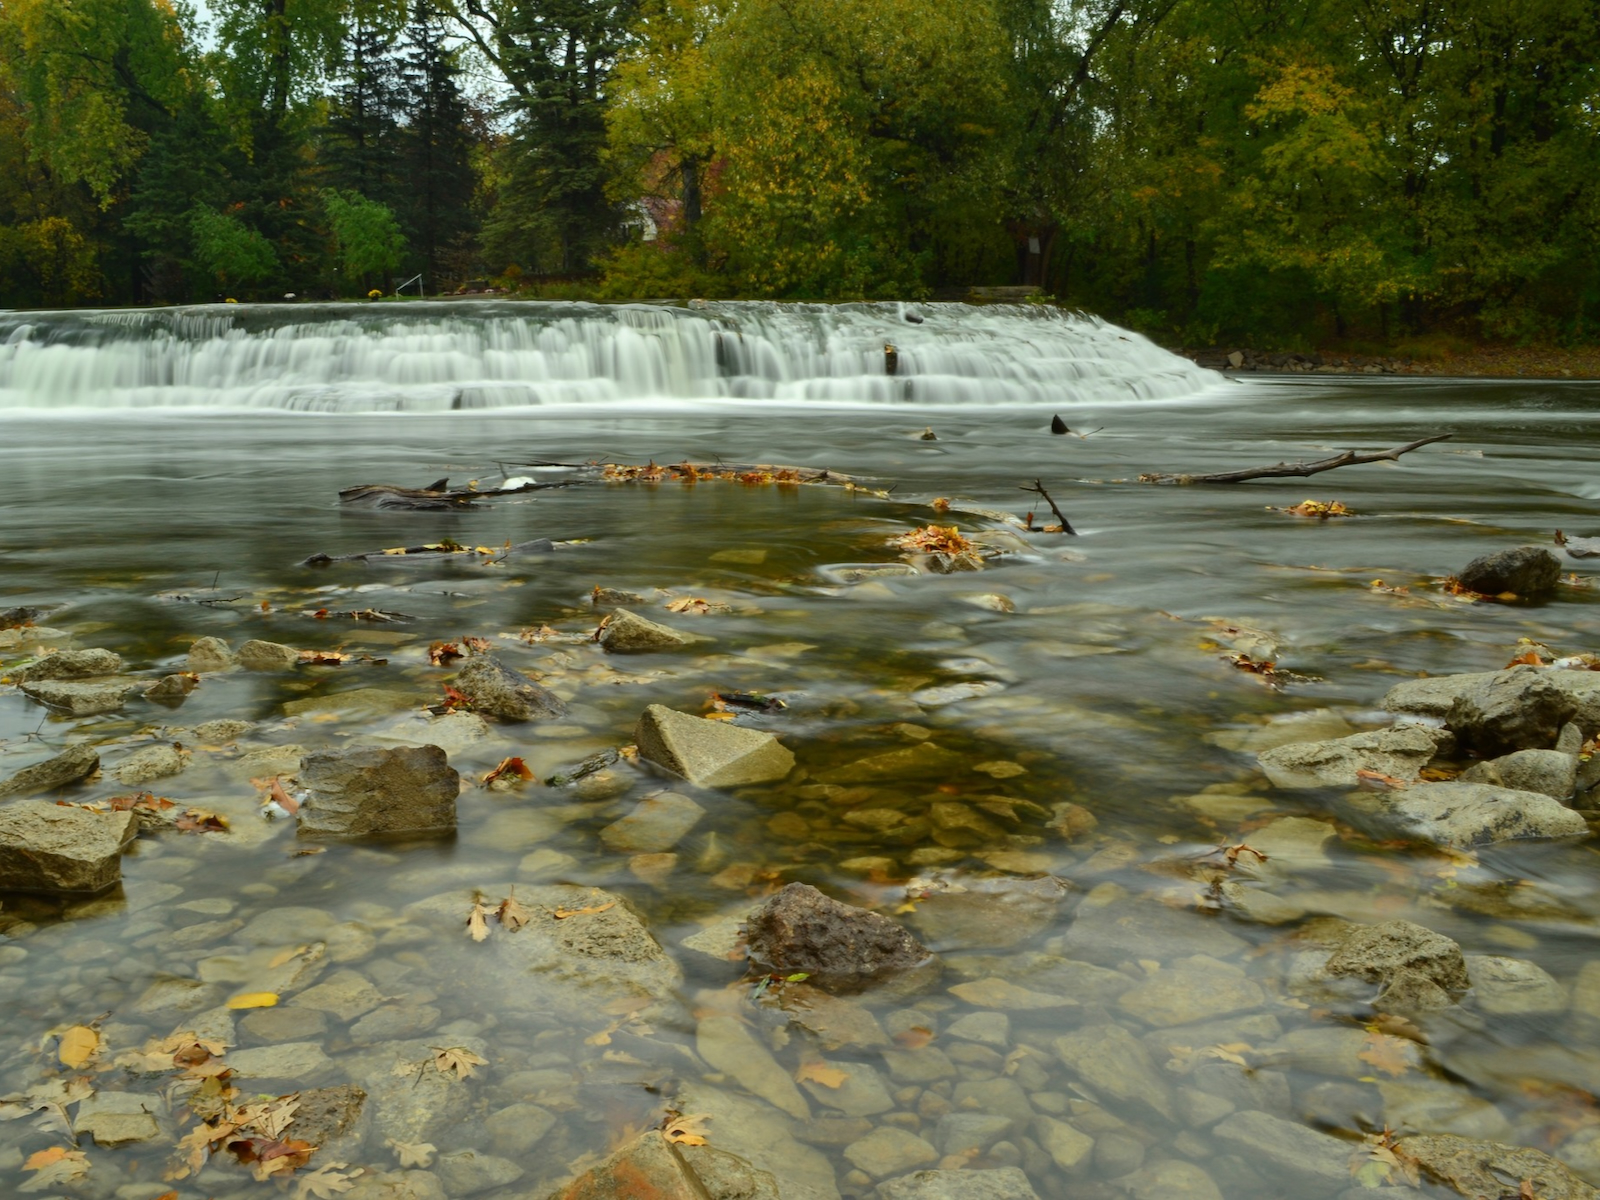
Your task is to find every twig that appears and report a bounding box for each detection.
[1139,434,1452,485]
[1019,480,1077,534]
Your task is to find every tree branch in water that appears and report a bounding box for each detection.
[1138,434,1453,485]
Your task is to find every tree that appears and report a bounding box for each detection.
[323,188,407,288]
[191,205,279,290]
[397,0,479,283]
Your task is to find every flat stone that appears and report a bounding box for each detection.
[1466,954,1566,1014]
[345,1037,479,1145]
[237,639,301,670]
[242,1006,327,1042]
[1212,1110,1350,1195]
[225,1041,336,1081]
[1033,1115,1093,1172]
[935,1112,1014,1157]
[674,1080,840,1200]
[289,1084,367,1150]
[283,688,426,717]
[818,742,965,785]
[0,743,99,799]
[1117,956,1266,1027]
[877,1168,1040,1200]
[551,1130,709,1200]
[14,648,123,681]
[1377,1078,1511,1141]
[485,1102,556,1156]
[0,801,134,892]
[746,882,936,995]
[1399,1133,1599,1200]
[599,608,711,653]
[1118,1160,1223,1200]
[451,655,566,721]
[346,1170,446,1200]
[1266,1027,1424,1080]
[770,984,890,1049]
[73,1091,161,1146]
[843,1127,938,1179]
[697,1014,810,1118]
[800,1060,894,1116]
[1054,1023,1173,1120]
[297,744,458,837]
[600,792,705,853]
[881,1046,958,1083]
[1461,749,1578,799]
[906,876,1071,951]
[289,969,384,1021]
[1375,781,1588,847]
[636,705,793,787]
[20,679,137,715]
[435,1149,525,1196]
[350,1004,439,1043]
[1458,545,1562,598]
[145,673,199,703]
[945,1011,1010,1047]
[115,744,186,786]
[947,978,1075,1010]
[1059,882,1247,965]
[186,636,236,672]
[1259,725,1443,789]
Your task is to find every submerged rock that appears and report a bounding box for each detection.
[13,648,123,682]
[1466,954,1567,1015]
[1258,725,1442,788]
[297,744,458,837]
[1053,1023,1173,1121]
[0,743,99,798]
[818,742,965,784]
[552,1129,765,1200]
[1325,920,1468,1013]
[1458,545,1563,598]
[635,704,794,787]
[1373,780,1588,847]
[1212,1110,1351,1196]
[451,655,566,721]
[599,608,711,653]
[745,882,936,994]
[878,1168,1041,1200]
[0,800,134,892]
[20,679,137,716]
[1447,666,1577,754]
[697,1013,811,1118]
[1116,955,1266,1027]
[73,1091,162,1147]
[1399,1133,1599,1200]
[905,875,1072,951]
[600,791,705,853]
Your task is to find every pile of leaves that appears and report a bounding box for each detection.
[58,794,227,833]
[1274,499,1355,518]
[890,525,974,555]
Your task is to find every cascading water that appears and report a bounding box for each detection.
[0,300,1219,411]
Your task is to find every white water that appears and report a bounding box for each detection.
[0,300,1219,412]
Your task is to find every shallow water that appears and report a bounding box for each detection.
[2,303,1600,1200]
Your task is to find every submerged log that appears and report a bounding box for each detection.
[1139,434,1452,485]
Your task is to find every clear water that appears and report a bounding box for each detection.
[1,302,1598,1200]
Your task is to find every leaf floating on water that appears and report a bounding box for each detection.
[175,807,230,833]
[298,649,352,666]
[663,1112,712,1147]
[294,1162,363,1198]
[22,1146,90,1191]
[795,1061,849,1088]
[227,992,280,1010]
[467,898,493,943]
[431,1046,487,1080]
[56,1024,101,1068]
[386,1140,435,1168]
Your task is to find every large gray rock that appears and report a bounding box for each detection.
[436,1150,524,1196]
[73,1091,162,1146]
[237,639,301,670]
[13,648,123,682]
[1461,748,1578,798]
[185,636,236,672]
[1458,545,1563,598]
[1399,1133,1599,1200]
[1375,781,1588,847]
[1447,666,1577,754]
[297,744,458,837]
[599,609,711,653]
[1212,1110,1351,1196]
[745,882,936,995]
[115,744,186,786]
[635,704,795,787]
[1326,920,1468,1013]
[0,743,99,798]
[878,1168,1040,1200]
[0,800,134,892]
[20,679,136,716]
[843,1127,938,1178]
[1466,954,1566,1015]
[600,792,705,853]
[697,1014,811,1118]
[1258,725,1442,788]
[1384,673,1496,719]
[451,656,566,721]
[1053,1023,1174,1121]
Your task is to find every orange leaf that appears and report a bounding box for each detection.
[482,756,535,785]
[893,1026,934,1050]
[796,1061,850,1088]
[1358,1032,1413,1077]
[553,900,617,919]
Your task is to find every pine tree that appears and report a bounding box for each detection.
[398,2,478,286]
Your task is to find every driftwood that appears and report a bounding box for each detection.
[598,460,882,489]
[303,538,555,567]
[340,476,576,511]
[1139,434,1452,485]
[1019,480,1077,535]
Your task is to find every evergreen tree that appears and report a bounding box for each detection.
[397,1,478,285]
[325,19,407,203]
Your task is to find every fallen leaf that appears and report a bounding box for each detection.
[428,641,463,666]
[1355,768,1409,791]
[482,756,535,786]
[553,900,617,919]
[893,1026,935,1050]
[496,893,532,932]
[1220,843,1268,868]
[467,898,492,942]
[463,636,493,653]
[298,649,352,666]
[1358,1031,1414,1077]
[795,1061,849,1088]
[891,524,973,555]
[663,1112,712,1147]
[432,1046,487,1080]
[227,992,280,1010]
[174,807,230,832]
[22,1146,89,1190]
[295,1161,362,1199]
[1279,499,1354,519]
[387,1140,435,1168]
[57,1024,101,1068]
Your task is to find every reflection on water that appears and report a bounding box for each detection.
[1,352,1599,1199]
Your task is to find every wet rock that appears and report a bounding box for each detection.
[599,608,711,652]
[553,1129,715,1200]
[289,969,384,1021]
[452,655,566,721]
[906,876,1071,951]
[636,705,795,787]
[697,1013,811,1118]
[1117,1160,1223,1200]
[1377,1078,1510,1140]
[1213,1111,1350,1196]
[946,978,1075,1010]
[436,1149,525,1196]
[818,742,964,785]
[226,1041,336,1082]
[485,1102,556,1155]
[346,1170,446,1200]
[1116,956,1266,1027]
[73,1091,162,1146]
[1054,1024,1174,1121]
[115,744,185,786]
[591,587,647,607]
[0,743,98,798]
[877,1168,1041,1200]
[346,1038,477,1145]
[1060,882,1247,965]
[20,678,137,715]
[1325,920,1468,1013]
[601,792,705,853]
[288,1084,367,1152]
[1466,954,1566,1014]
[185,636,236,672]
[0,800,134,892]
[745,883,936,995]
[350,1004,438,1044]
[1373,781,1587,847]
[13,648,123,682]
[843,1127,938,1178]
[1266,1027,1424,1080]
[770,984,891,1049]
[1398,1133,1599,1200]
[1458,545,1562,599]
[675,1080,841,1200]
[297,744,458,837]
[1460,748,1578,799]
[144,673,198,703]
[801,1060,894,1116]
[937,1112,1014,1156]
[1093,1131,1145,1177]
[237,639,301,670]
[946,1011,1010,1046]
[1187,1061,1290,1116]
[1258,725,1443,789]
[797,1116,874,1146]
[1448,666,1577,755]
[284,688,428,718]
[243,1006,327,1042]
[1033,1115,1093,1172]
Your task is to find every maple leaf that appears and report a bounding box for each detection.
[663,1112,712,1146]
[428,641,463,666]
[21,1146,89,1191]
[1358,1031,1414,1077]
[795,1061,849,1088]
[497,892,532,932]
[482,756,535,786]
[295,1162,362,1199]
[467,897,493,942]
[298,649,351,666]
[56,1024,101,1068]
[387,1139,436,1168]
[175,807,229,832]
[236,1095,300,1140]
[462,636,492,653]
[432,1046,487,1080]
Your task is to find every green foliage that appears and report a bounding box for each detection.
[190,207,279,289]
[322,189,408,284]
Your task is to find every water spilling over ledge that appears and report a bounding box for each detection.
[0,300,1219,411]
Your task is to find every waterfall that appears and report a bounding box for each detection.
[0,300,1219,412]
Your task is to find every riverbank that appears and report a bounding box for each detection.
[1180,343,1600,379]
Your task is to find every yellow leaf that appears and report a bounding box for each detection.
[1357,1032,1413,1077]
[57,1025,100,1068]
[553,900,617,919]
[795,1061,849,1088]
[664,1112,712,1146]
[226,992,280,1010]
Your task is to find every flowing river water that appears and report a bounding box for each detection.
[0,300,1598,1200]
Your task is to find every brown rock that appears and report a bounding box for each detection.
[744,882,936,994]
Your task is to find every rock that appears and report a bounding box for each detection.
[1060,882,1247,965]
[1117,956,1266,1027]
[145,673,198,703]
[284,688,428,718]
[877,1168,1041,1200]
[350,1004,438,1043]
[1118,1160,1223,1200]
[436,1149,525,1196]
[485,1102,556,1155]
[800,1060,894,1116]
[599,609,711,652]
[1448,667,1578,755]
[1377,1078,1511,1141]
[818,742,964,785]
[115,744,185,786]
[1093,1131,1145,1177]
[1458,545,1562,598]
[185,636,236,672]
[225,1041,336,1081]
[843,1127,939,1179]
[20,679,136,716]
[0,744,99,798]
[1053,1024,1174,1121]
[13,648,123,682]
[591,587,647,607]
[1267,1027,1424,1080]
[1374,781,1588,847]
[297,744,458,837]
[1213,1111,1351,1196]
[288,1084,367,1151]
[73,1091,162,1146]
[237,639,301,670]
[945,1011,1010,1046]
[635,706,794,788]
[697,1014,811,1118]
[600,792,705,853]
[1398,1133,1599,1200]
[1383,673,1497,719]
[745,882,936,994]
[345,1038,477,1144]
[289,969,384,1021]
[1325,920,1468,1013]
[936,1113,1013,1156]
[1259,725,1443,789]
[451,655,566,721]
[552,1130,720,1200]
[1466,954,1566,1014]
[906,876,1071,951]
[346,1170,446,1200]
[675,1080,841,1200]
[769,983,890,1049]
[882,1046,958,1083]
[1460,748,1578,799]
[0,801,134,892]
[1033,1116,1093,1172]
[947,978,1075,1011]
